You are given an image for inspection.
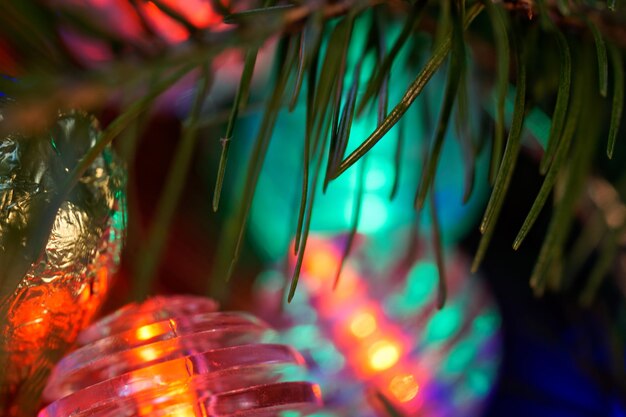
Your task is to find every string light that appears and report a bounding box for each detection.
[388,374,419,402]
[367,340,400,371]
[349,311,377,339]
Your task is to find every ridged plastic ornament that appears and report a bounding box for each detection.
[40,295,322,417]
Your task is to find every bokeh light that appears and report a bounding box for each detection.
[349,311,377,339]
[368,340,401,371]
[389,374,420,403]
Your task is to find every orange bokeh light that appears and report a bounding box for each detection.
[136,346,161,362]
[144,0,223,43]
[368,340,400,371]
[305,248,339,279]
[349,311,377,339]
[136,323,163,341]
[388,374,419,402]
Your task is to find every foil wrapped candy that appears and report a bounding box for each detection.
[0,108,125,417]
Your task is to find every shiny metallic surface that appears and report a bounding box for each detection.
[0,108,125,417]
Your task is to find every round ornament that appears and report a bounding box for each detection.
[0,109,125,416]
[40,295,322,417]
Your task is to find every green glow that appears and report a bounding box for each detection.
[365,159,393,191]
[274,363,308,382]
[472,310,501,336]
[385,261,438,317]
[279,411,301,417]
[467,369,491,396]
[424,304,462,343]
[344,194,390,233]
[284,325,323,350]
[310,343,345,370]
[407,262,439,300]
[238,18,490,261]
[442,340,477,376]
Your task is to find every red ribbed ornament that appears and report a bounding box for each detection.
[40,296,322,417]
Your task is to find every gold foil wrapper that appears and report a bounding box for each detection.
[0,108,125,417]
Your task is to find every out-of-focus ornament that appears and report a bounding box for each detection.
[40,295,322,417]
[55,0,224,61]
[235,19,489,262]
[0,108,125,416]
[254,235,502,417]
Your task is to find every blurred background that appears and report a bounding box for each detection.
[1,1,626,416]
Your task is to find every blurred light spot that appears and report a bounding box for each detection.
[424,305,462,343]
[137,346,159,362]
[365,160,393,191]
[468,369,490,396]
[368,340,400,371]
[389,374,419,402]
[286,325,322,349]
[170,407,197,417]
[386,261,438,317]
[472,311,500,336]
[136,324,160,341]
[279,411,301,417]
[344,194,389,233]
[332,268,360,300]
[311,344,345,370]
[304,247,338,282]
[443,341,476,375]
[349,311,377,338]
[406,262,438,300]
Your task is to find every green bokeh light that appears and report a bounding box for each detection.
[385,261,439,317]
[472,311,501,336]
[424,304,463,343]
[237,17,489,261]
[443,340,478,376]
[467,368,491,396]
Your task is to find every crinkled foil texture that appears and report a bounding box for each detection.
[0,109,125,417]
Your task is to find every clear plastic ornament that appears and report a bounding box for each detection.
[40,295,322,417]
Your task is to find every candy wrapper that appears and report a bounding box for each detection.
[0,106,125,417]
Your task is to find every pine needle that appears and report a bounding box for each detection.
[371,389,406,417]
[415,0,465,210]
[579,229,620,306]
[213,0,278,212]
[607,43,624,159]
[356,0,428,116]
[213,49,260,212]
[288,114,332,302]
[513,60,580,251]
[530,65,597,293]
[333,157,365,290]
[333,2,484,179]
[296,16,353,252]
[430,190,447,309]
[390,116,404,200]
[214,36,297,283]
[471,39,526,273]
[294,52,319,254]
[539,31,571,175]
[587,18,608,97]
[485,1,509,185]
